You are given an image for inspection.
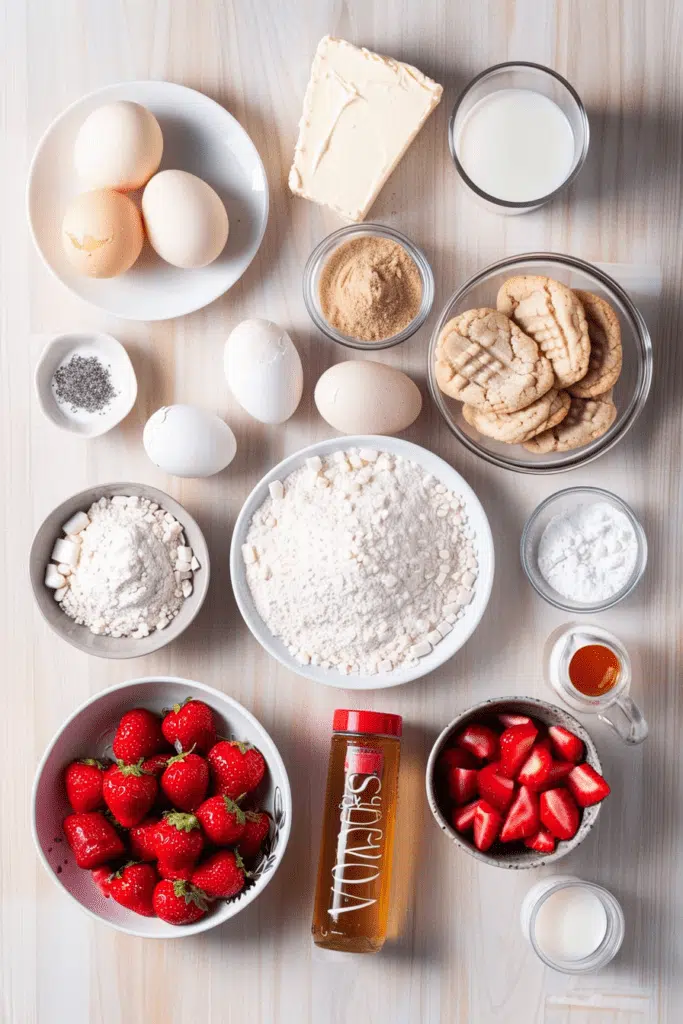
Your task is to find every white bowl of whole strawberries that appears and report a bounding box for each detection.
[32,677,291,936]
[426,697,611,868]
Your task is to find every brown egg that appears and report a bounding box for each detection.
[61,189,144,278]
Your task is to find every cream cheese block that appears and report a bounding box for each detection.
[289,36,443,222]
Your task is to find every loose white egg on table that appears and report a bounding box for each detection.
[141,170,229,268]
[224,319,303,424]
[61,189,144,278]
[314,360,422,435]
[143,404,237,478]
[74,101,163,191]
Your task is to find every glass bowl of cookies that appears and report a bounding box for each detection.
[427,253,653,473]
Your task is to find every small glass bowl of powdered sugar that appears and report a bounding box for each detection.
[521,487,648,613]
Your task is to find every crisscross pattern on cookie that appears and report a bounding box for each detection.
[435,308,554,413]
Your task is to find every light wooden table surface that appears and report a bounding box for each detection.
[2,1,682,1021]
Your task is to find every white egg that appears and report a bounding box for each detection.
[314,360,422,434]
[142,170,229,268]
[224,319,303,425]
[143,405,236,478]
[74,101,163,191]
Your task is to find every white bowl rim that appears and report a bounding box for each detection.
[31,675,293,938]
[34,331,138,438]
[425,695,603,869]
[25,79,270,321]
[229,435,495,690]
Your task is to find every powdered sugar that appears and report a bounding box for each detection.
[57,495,195,637]
[537,501,638,604]
[243,448,479,675]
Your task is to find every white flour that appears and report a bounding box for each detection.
[537,501,638,603]
[60,496,190,637]
[243,448,479,675]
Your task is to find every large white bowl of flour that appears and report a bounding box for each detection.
[230,437,494,689]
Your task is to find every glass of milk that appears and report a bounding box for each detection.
[449,62,589,213]
[521,876,625,973]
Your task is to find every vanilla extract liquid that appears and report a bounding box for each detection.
[312,712,402,954]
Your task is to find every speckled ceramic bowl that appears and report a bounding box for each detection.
[425,697,603,869]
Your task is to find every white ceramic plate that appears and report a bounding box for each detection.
[32,677,291,938]
[230,436,495,690]
[34,332,138,437]
[26,81,269,320]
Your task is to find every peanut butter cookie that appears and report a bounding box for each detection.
[567,291,623,398]
[435,308,554,414]
[523,390,617,454]
[462,389,571,445]
[497,276,590,388]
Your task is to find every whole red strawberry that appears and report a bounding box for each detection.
[153,879,209,926]
[63,811,126,869]
[162,699,217,754]
[108,862,158,917]
[103,761,158,828]
[153,811,204,879]
[161,751,209,812]
[64,758,107,812]
[112,709,167,763]
[236,810,270,859]
[208,740,266,798]
[141,753,171,777]
[192,850,245,899]
[196,795,246,846]
[129,817,161,862]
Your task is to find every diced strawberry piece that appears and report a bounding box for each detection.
[524,829,556,853]
[456,724,499,762]
[478,761,515,812]
[548,726,584,764]
[542,760,574,789]
[498,713,533,729]
[567,763,611,808]
[540,788,580,840]
[438,747,476,774]
[473,800,502,851]
[499,722,538,779]
[517,744,553,791]
[500,785,539,842]
[452,799,479,833]
[447,766,479,805]
[535,736,552,753]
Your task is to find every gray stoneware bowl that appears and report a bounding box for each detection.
[426,697,603,869]
[29,482,210,659]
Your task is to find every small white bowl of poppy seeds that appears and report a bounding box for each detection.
[35,331,138,438]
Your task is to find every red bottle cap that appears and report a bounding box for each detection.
[333,709,403,737]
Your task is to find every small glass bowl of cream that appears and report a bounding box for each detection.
[521,876,625,974]
[302,223,435,351]
[449,62,589,213]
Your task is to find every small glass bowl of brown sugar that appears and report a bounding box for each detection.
[303,224,435,350]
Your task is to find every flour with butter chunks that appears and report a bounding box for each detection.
[243,449,479,675]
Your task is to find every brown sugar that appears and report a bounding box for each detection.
[318,235,422,342]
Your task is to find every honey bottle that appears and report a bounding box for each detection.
[312,709,402,954]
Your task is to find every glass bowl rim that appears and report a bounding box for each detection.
[448,60,590,209]
[520,485,648,612]
[427,251,654,474]
[302,222,435,351]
